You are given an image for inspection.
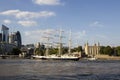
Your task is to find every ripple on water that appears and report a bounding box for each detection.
[0,74,120,80]
[0,59,120,80]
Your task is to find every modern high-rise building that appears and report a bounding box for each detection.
[0,24,22,55]
[16,31,22,48]
[1,25,9,43]
[0,33,2,42]
[9,33,15,44]
[9,31,22,48]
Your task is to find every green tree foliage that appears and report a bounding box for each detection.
[12,48,21,55]
[71,46,83,52]
[104,46,114,56]
[62,47,68,54]
[49,48,58,55]
[100,46,115,56]
[34,42,45,56]
[34,48,40,55]
[77,46,82,52]
[116,46,120,56]
[100,46,106,54]
[34,48,44,56]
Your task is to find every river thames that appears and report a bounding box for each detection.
[0,59,120,80]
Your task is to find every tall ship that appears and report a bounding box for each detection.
[32,29,80,61]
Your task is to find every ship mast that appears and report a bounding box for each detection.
[45,37,50,56]
[58,28,62,56]
[43,32,52,56]
[68,30,72,55]
[54,28,64,56]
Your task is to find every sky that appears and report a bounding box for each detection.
[0,0,120,47]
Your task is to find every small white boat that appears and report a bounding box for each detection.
[32,55,47,60]
[87,57,96,61]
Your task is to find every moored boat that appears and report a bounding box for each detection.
[87,57,96,61]
[32,29,80,61]
[32,55,80,61]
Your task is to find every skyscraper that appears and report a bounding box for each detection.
[9,31,22,48]
[16,31,22,48]
[0,33,2,42]
[1,25,9,43]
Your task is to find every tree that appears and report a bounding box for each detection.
[77,46,82,52]
[104,46,114,56]
[12,48,21,55]
[71,46,83,53]
[34,48,44,56]
[49,48,58,55]
[100,46,114,56]
[100,46,106,54]
[62,47,68,54]
[116,46,120,56]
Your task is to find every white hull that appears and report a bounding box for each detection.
[32,55,80,61]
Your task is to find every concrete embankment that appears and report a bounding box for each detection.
[0,55,25,59]
[96,55,120,60]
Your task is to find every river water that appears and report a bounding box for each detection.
[0,59,120,80]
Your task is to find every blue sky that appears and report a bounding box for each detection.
[0,0,120,47]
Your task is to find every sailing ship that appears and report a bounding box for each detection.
[32,29,80,61]
[32,55,80,61]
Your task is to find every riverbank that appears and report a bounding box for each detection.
[0,55,29,59]
[1,54,120,60]
[95,55,120,60]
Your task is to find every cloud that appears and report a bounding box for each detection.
[18,20,37,27]
[3,19,11,24]
[73,30,86,40]
[90,21,104,27]
[24,29,55,36]
[23,29,87,46]
[95,34,108,40]
[24,29,55,43]
[0,10,19,15]
[0,10,56,19]
[33,0,62,5]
